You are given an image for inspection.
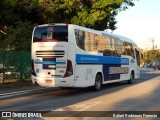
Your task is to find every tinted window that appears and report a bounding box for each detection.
[113,37,121,56]
[74,29,134,57]
[122,42,134,57]
[75,29,85,50]
[33,26,68,42]
[75,29,112,54]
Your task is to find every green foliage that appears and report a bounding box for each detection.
[0,22,33,51]
[39,0,136,30]
[0,0,137,51]
[143,50,160,63]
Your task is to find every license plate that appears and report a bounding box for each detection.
[46,79,52,83]
[48,65,56,69]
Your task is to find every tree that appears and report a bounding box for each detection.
[143,50,160,63]
[0,22,33,51]
[0,0,40,51]
[0,0,137,51]
[39,0,136,30]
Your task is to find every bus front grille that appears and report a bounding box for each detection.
[36,50,65,58]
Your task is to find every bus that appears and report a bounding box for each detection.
[31,23,141,90]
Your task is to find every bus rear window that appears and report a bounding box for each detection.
[33,26,68,42]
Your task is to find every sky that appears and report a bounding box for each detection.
[114,0,160,49]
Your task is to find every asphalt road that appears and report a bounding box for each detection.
[0,69,160,120]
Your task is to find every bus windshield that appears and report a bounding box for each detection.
[33,26,68,42]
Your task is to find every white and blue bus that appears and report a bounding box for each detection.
[31,23,141,90]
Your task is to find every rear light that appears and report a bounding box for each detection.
[41,39,60,42]
[31,59,37,76]
[63,60,73,78]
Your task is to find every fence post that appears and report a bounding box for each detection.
[2,51,5,83]
[19,51,23,82]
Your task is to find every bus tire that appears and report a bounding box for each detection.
[127,71,134,84]
[93,74,102,91]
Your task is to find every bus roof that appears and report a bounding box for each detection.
[36,23,68,27]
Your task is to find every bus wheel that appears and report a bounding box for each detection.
[93,74,102,91]
[127,71,134,84]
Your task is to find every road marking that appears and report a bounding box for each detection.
[0,87,52,99]
[42,102,101,120]
[54,102,101,111]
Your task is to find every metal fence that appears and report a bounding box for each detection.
[0,51,31,83]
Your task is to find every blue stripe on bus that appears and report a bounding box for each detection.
[34,61,66,65]
[76,54,129,65]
